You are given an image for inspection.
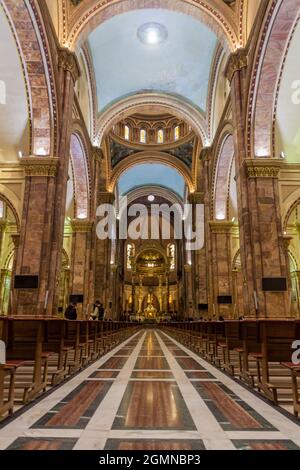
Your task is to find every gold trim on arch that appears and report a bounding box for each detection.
[109,151,195,194]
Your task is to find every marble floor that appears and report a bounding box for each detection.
[0,330,300,451]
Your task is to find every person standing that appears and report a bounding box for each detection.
[92,301,101,320]
[64,302,77,320]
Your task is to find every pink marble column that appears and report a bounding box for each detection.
[209,221,233,319]
[225,50,290,318]
[69,220,93,319]
[13,49,80,316]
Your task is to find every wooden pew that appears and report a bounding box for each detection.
[251,320,300,405]
[3,318,54,403]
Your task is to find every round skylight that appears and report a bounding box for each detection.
[148,195,155,202]
[137,23,168,46]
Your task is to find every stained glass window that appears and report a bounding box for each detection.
[124,125,130,141]
[140,129,147,143]
[157,129,164,143]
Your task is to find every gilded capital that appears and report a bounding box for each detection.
[92,147,104,163]
[281,234,293,250]
[209,221,233,234]
[58,48,80,83]
[11,233,20,248]
[0,220,7,232]
[188,192,205,204]
[71,219,93,233]
[98,191,115,205]
[225,48,248,83]
[21,157,59,177]
[244,159,282,178]
[199,146,212,162]
[184,264,192,273]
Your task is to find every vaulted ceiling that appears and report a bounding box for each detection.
[87,8,219,113]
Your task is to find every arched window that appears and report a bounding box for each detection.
[0,200,5,219]
[174,126,180,141]
[168,243,176,270]
[140,129,147,144]
[124,125,130,141]
[0,80,6,105]
[157,129,164,144]
[127,243,135,269]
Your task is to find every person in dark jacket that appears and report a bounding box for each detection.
[64,302,77,320]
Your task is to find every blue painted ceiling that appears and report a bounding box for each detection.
[88,9,218,113]
[117,163,185,198]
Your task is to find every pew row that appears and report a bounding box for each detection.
[161,320,300,417]
[0,318,140,420]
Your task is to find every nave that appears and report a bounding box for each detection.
[0,330,299,451]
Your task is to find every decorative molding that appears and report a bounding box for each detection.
[20,157,59,177]
[58,48,80,83]
[209,220,233,233]
[71,219,93,233]
[11,234,20,248]
[0,220,8,233]
[244,158,282,179]
[224,47,247,82]
[199,146,212,161]
[188,192,205,204]
[98,191,115,205]
[281,234,293,250]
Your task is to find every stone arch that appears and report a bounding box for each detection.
[95,93,209,148]
[213,132,235,220]
[65,0,238,52]
[249,0,300,158]
[109,151,194,194]
[0,187,21,230]
[2,0,56,156]
[70,132,90,219]
[283,193,300,231]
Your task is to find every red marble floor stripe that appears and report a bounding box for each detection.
[47,381,106,427]
[117,441,195,450]
[176,357,204,370]
[101,356,128,369]
[23,441,61,450]
[135,357,169,370]
[114,349,131,356]
[201,382,262,429]
[169,349,188,356]
[186,371,213,379]
[250,443,287,450]
[132,371,174,379]
[124,381,185,429]
[93,371,117,378]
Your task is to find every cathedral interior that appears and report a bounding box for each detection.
[0,0,300,454]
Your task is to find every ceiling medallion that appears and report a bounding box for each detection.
[137,23,168,46]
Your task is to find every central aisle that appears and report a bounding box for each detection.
[0,330,300,451]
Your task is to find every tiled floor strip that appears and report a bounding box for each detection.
[0,329,299,451]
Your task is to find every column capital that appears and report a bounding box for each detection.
[98,191,115,204]
[11,233,20,248]
[71,219,93,233]
[0,220,7,232]
[184,264,192,273]
[225,48,248,83]
[199,146,213,162]
[244,158,282,178]
[209,221,233,234]
[188,192,205,204]
[58,48,80,83]
[21,157,59,177]
[281,234,293,250]
[92,146,104,163]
